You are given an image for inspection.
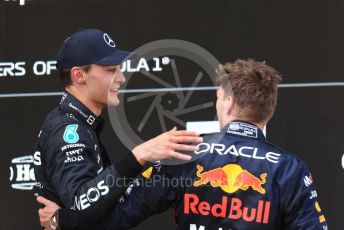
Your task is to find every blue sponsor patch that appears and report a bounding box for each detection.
[227,121,258,138]
[63,124,79,143]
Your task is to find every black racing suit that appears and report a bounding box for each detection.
[33,92,142,228]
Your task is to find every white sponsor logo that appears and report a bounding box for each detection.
[68,103,88,118]
[310,190,318,199]
[194,143,281,164]
[125,179,140,196]
[103,33,116,47]
[72,180,109,210]
[9,154,38,190]
[66,149,83,157]
[304,174,313,187]
[60,92,68,104]
[120,179,141,202]
[65,113,77,121]
[154,160,161,172]
[118,196,125,203]
[87,115,95,125]
[228,122,240,131]
[61,143,86,151]
[64,155,84,164]
[97,166,104,175]
[227,122,258,138]
[97,154,101,164]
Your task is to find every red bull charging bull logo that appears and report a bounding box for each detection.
[183,164,270,224]
[193,164,267,194]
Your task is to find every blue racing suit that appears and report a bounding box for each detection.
[60,120,328,230]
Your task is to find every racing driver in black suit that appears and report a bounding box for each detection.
[34,28,202,228]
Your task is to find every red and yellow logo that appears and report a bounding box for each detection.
[184,194,271,224]
[193,164,267,194]
[184,164,270,223]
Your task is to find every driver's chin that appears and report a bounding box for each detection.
[107,95,120,107]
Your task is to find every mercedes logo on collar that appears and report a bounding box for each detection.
[103,33,116,47]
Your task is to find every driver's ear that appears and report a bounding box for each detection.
[225,95,234,115]
[70,67,86,84]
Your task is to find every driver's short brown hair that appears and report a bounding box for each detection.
[216,59,282,123]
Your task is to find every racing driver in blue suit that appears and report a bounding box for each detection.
[38,59,328,230]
